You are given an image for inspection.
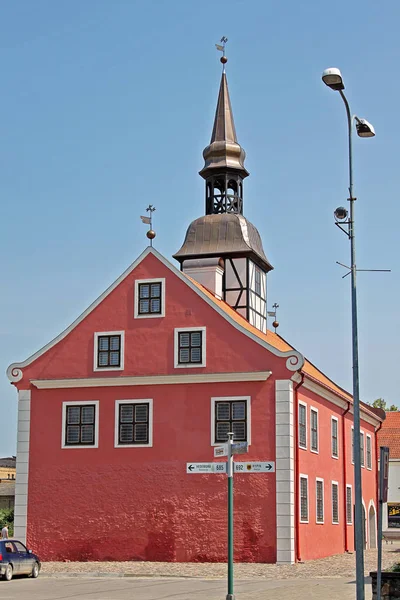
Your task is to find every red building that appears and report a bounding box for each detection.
[7,63,383,563]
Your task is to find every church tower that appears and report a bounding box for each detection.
[174,52,273,334]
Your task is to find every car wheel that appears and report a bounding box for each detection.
[31,562,39,578]
[4,563,13,581]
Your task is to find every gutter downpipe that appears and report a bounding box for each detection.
[342,400,351,552]
[375,420,383,527]
[294,371,305,562]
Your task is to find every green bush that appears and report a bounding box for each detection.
[389,563,400,573]
[0,509,14,537]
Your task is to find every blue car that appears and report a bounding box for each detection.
[0,539,41,581]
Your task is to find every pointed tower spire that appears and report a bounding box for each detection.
[199,71,248,180]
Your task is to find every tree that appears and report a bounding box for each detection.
[372,398,398,411]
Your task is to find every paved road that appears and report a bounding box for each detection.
[0,576,372,599]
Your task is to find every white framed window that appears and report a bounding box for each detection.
[331,416,339,459]
[300,474,309,523]
[94,331,125,372]
[62,401,99,449]
[316,478,324,524]
[134,278,165,319]
[211,396,251,446]
[310,407,319,453]
[351,427,354,464]
[346,484,353,525]
[298,401,307,449]
[366,434,372,470]
[174,327,206,368]
[332,481,339,524]
[114,399,153,448]
[360,431,365,468]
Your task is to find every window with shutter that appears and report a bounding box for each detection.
[134,279,165,319]
[331,417,339,458]
[366,435,372,470]
[62,402,99,448]
[94,331,124,371]
[115,400,153,447]
[360,432,365,467]
[300,476,308,522]
[332,482,339,523]
[346,485,353,524]
[215,400,247,443]
[316,479,324,523]
[310,409,318,452]
[174,328,206,368]
[299,403,307,449]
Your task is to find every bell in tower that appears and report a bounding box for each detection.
[174,46,273,334]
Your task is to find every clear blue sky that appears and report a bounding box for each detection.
[1,0,399,456]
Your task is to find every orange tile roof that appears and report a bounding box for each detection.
[185,276,377,410]
[377,412,400,458]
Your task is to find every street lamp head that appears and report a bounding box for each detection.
[334,206,348,221]
[322,67,345,91]
[355,118,375,138]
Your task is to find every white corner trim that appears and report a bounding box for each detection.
[93,331,125,372]
[210,396,251,447]
[31,370,272,389]
[61,400,99,449]
[134,278,165,319]
[7,247,303,383]
[14,390,31,544]
[114,399,153,448]
[174,327,206,369]
[275,379,295,564]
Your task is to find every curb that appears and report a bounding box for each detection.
[40,572,206,579]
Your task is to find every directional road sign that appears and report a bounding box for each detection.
[234,461,275,473]
[231,441,249,455]
[214,444,228,458]
[186,462,227,474]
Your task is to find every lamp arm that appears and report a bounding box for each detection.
[339,90,354,200]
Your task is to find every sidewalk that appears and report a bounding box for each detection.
[41,543,400,579]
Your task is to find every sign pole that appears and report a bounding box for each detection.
[227,432,235,600]
[377,446,389,600]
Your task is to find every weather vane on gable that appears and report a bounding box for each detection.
[140,205,156,247]
[267,303,280,333]
[215,36,228,70]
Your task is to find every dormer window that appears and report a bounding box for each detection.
[94,331,125,372]
[134,278,165,319]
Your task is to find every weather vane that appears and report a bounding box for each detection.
[140,205,156,247]
[215,36,228,70]
[267,303,280,333]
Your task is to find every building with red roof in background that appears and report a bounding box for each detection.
[6,59,384,563]
[377,412,400,534]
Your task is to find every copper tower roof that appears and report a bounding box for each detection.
[199,72,249,179]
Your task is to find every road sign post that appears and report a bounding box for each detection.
[227,432,234,600]
[377,446,390,600]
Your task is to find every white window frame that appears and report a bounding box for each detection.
[360,431,365,468]
[174,327,206,369]
[298,401,307,450]
[310,407,319,454]
[346,484,353,525]
[331,416,339,459]
[299,474,309,523]
[114,399,153,448]
[93,331,125,372]
[332,481,339,524]
[134,278,166,319]
[316,477,324,524]
[62,400,99,449]
[366,434,372,470]
[211,396,251,447]
[351,426,354,464]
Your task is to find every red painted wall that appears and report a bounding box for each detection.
[296,387,377,561]
[27,381,277,562]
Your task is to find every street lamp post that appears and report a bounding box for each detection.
[322,67,375,600]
